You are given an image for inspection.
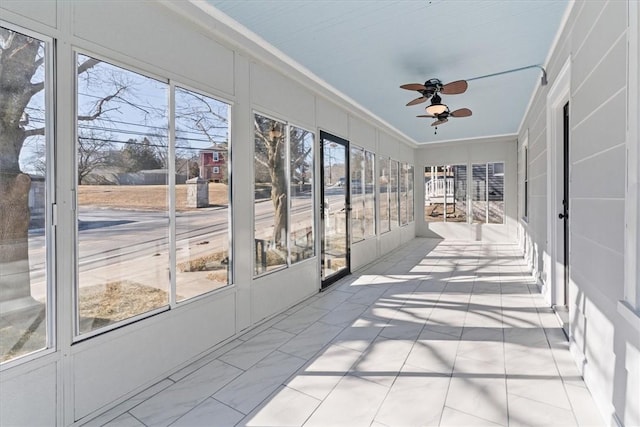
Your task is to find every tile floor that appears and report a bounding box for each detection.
[84,238,605,427]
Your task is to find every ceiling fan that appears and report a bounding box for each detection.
[400,78,468,106]
[416,102,472,127]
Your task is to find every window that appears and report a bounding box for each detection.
[408,165,415,223]
[364,150,376,237]
[472,163,488,223]
[212,152,219,162]
[253,113,315,275]
[350,146,365,243]
[400,163,408,225]
[425,164,467,223]
[76,54,170,335]
[488,162,505,224]
[390,160,400,229]
[451,165,468,223]
[289,125,315,263]
[350,146,375,242]
[523,144,529,220]
[0,27,52,363]
[472,162,504,224]
[74,56,234,336]
[379,157,391,233]
[174,87,230,301]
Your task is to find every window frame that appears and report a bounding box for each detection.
[379,156,391,234]
[623,0,640,317]
[522,132,529,222]
[389,159,400,229]
[73,50,172,340]
[252,111,316,278]
[288,122,316,265]
[172,82,233,303]
[349,145,376,242]
[72,50,234,341]
[0,23,57,366]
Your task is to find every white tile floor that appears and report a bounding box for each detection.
[84,238,605,427]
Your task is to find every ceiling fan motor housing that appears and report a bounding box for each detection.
[424,78,443,93]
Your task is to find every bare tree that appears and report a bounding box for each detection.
[254,116,287,247]
[0,28,120,308]
[77,133,115,184]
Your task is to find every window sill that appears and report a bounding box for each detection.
[617,300,640,332]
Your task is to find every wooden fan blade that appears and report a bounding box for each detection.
[431,118,448,126]
[417,114,436,118]
[441,80,468,95]
[400,83,427,91]
[406,96,427,106]
[450,108,472,117]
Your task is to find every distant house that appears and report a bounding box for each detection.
[199,145,227,182]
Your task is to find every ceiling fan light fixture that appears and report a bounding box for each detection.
[425,94,448,115]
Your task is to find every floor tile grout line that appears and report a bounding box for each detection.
[436,244,477,427]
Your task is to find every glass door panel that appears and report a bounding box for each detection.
[320,132,349,288]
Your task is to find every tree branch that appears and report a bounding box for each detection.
[77,57,101,75]
[29,81,45,96]
[23,127,45,138]
[254,156,269,169]
[78,87,125,121]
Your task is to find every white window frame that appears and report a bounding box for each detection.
[0,22,57,367]
[212,152,220,162]
[621,0,640,326]
[522,131,530,222]
[212,166,220,174]
[72,51,234,341]
[252,112,316,278]
[172,82,233,304]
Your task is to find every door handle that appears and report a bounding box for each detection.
[558,213,568,219]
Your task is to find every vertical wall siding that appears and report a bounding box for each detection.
[518,1,639,425]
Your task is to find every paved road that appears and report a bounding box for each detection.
[26,193,341,276]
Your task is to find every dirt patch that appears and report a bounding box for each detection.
[78,281,169,333]
[78,184,229,211]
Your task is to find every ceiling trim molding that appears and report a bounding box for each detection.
[163,0,418,148]
[415,133,517,149]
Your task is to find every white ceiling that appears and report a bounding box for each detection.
[207,0,569,144]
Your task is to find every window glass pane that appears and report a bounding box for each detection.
[449,164,468,223]
[174,87,230,301]
[488,162,505,224]
[400,163,408,225]
[254,114,287,274]
[379,158,390,233]
[76,54,169,335]
[408,165,414,223]
[289,126,314,263]
[524,148,529,218]
[364,151,376,237]
[1,28,49,362]
[424,165,445,222]
[472,163,488,223]
[390,160,399,228]
[350,146,365,243]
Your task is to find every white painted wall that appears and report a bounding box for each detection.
[517,1,640,425]
[414,136,518,243]
[0,1,416,425]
